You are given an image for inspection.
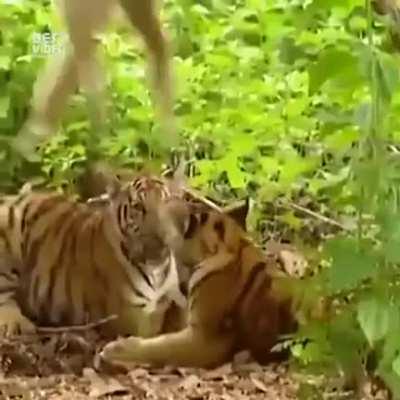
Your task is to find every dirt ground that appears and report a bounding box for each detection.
[0,331,391,400]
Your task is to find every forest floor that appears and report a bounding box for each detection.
[0,331,390,400]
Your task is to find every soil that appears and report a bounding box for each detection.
[0,331,390,400]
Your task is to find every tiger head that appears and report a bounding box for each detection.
[97,173,184,264]
[156,197,250,268]
[91,172,192,312]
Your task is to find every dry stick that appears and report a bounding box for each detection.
[282,201,352,232]
[183,188,223,212]
[185,186,350,232]
[36,315,117,334]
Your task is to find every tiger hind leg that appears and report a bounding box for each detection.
[100,326,235,368]
[0,303,36,336]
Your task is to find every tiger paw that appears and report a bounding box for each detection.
[100,336,143,367]
[0,308,36,336]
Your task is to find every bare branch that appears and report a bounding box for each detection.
[36,315,117,334]
[282,201,352,232]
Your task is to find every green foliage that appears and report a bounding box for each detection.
[325,237,378,292]
[2,0,400,396]
[357,297,390,346]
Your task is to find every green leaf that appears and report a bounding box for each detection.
[279,37,305,65]
[285,97,308,118]
[383,235,400,264]
[229,134,257,156]
[323,128,359,152]
[348,15,367,32]
[375,51,400,104]
[325,238,378,293]
[279,155,319,186]
[221,156,247,189]
[0,53,11,70]
[357,298,390,347]
[278,211,302,230]
[392,356,400,377]
[379,315,400,371]
[259,157,280,176]
[308,49,356,94]
[376,208,400,263]
[309,0,364,11]
[0,97,10,119]
[328,311,366,379]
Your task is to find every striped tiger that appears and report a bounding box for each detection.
[0,175,187,338]
[101,197,327,368]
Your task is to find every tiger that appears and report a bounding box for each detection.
[100,195,327,368]
[0,174,188,339]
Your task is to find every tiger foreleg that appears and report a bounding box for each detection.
[134,303,170,338]
[0,260,36,336]
[101,326,235,368]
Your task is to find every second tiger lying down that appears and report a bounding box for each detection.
[101,198,324,368]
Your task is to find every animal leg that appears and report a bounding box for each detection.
[62,0,113,138]
[101,325,235,368]
[15,0,112,158]
[119,0,177,141]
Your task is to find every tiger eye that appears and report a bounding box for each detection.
[132,202,145,214]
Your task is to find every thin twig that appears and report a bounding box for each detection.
[36,315,117,334]
[161,158,196,177]
[282,201,352,231]
[183,188,222,212]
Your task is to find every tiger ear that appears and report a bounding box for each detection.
[78,161,122,200]
[105,175,122,200]
[222,198,250,230]
[86,176,121,205]
[165,159,187,197]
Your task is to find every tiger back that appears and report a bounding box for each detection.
[101,198,322,368]
[0,176,186,338]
